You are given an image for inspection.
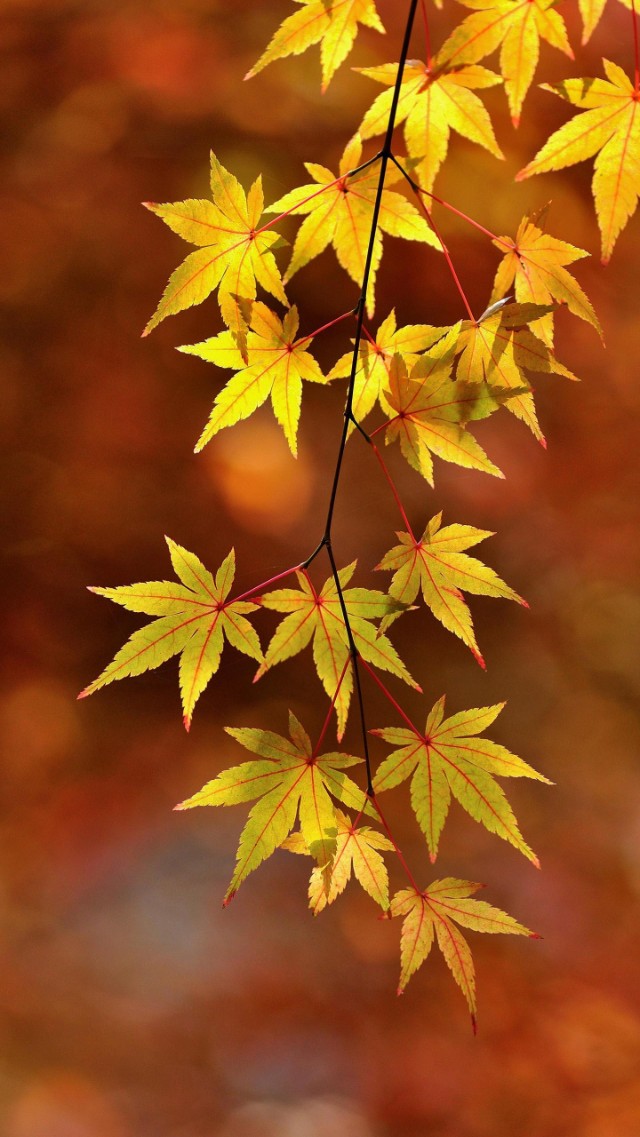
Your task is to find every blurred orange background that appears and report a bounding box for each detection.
[2,2,640,1135]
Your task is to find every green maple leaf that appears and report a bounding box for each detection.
[327,308,447,427]
[376,512,526,667]
[176,712,372,902]
[356,55,503,192]
[266,134,440,317]
[283,807,394,913]
[455,301,577,443]
[179,302,328,455]
[246,0,386,92]
[390,879,535,1016]
[383,327,509,485]
[256,563,419,739]
[80,541,262,729]
[143,153,288,357]
[372,697,549,863]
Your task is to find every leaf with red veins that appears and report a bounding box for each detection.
[491,214,601,347]
[328,308,448,427]
[179,302,328,456]
[177,712,372,900]
[256,563,417,740]
[143,153,287,358]
[439,0,573,127]
[266,134,440,318]
[357,56,503,193]
[382,327,510,486]
[454,301,577,443]
[79,541,263,729]
[282,808,394,912]
[517,60,640,263]
[373,694,548,862]
[391,879,535,1012]
[377,512,526,666]
[246,0,385,92]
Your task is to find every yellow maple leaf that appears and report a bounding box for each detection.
[266,135,441,317]
[179,303,327,455]
[491,214,602,346]
[143,154,287,356]
[356,55,503,193]
[517,60,640,263]
[439,0,573,126]
[246,0,385,92]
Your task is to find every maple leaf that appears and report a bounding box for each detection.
[179,303,327,455]
[265,134,441,317]
[256,563,419,740]
[454,301,577,442]
[382,326,510,485]
[491,213,602,348]
[176,712,372,902]
[79,541,262,729]
[143,153,287,356]
[356,56,503,193]
[372,696,549,863]
[517,60,640,263]
[390,879,535,1014]
[283,808,394,913]
[246,0,385,92]
[376,513,525,667]
[577,0,635,45]
[439,0,573,127]
[327,308,447,426]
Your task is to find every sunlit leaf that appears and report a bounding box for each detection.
[177,713,372,901]
[440,0,573,126]
[179,302,327,455]
[517,60,640,262]
[391,880,535,1016]
[266,134,441,317]
[80,542,262,729]
[247,0,385,91]
[376,512,526,667]
[283,808,394,912]
[256,563,418,739]
[143,154,287,355]
[357,55,503,192]
[373,696,548,862]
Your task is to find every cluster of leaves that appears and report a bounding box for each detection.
[80,0,627,1020]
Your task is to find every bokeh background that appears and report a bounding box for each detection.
[2,1,640,1134]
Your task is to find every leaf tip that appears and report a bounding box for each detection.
[77,688,89,701]
[532,854,541,870]
[471,1013,478,1036]
[183,715,191,732]
[396,985,405,997]
[173,801,187,811]
[474,650,487,671]
[429,851,437,864]
[222,891,236,908]
[530,931,542,940]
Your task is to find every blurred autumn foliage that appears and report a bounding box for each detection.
[2,1,640,1135]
